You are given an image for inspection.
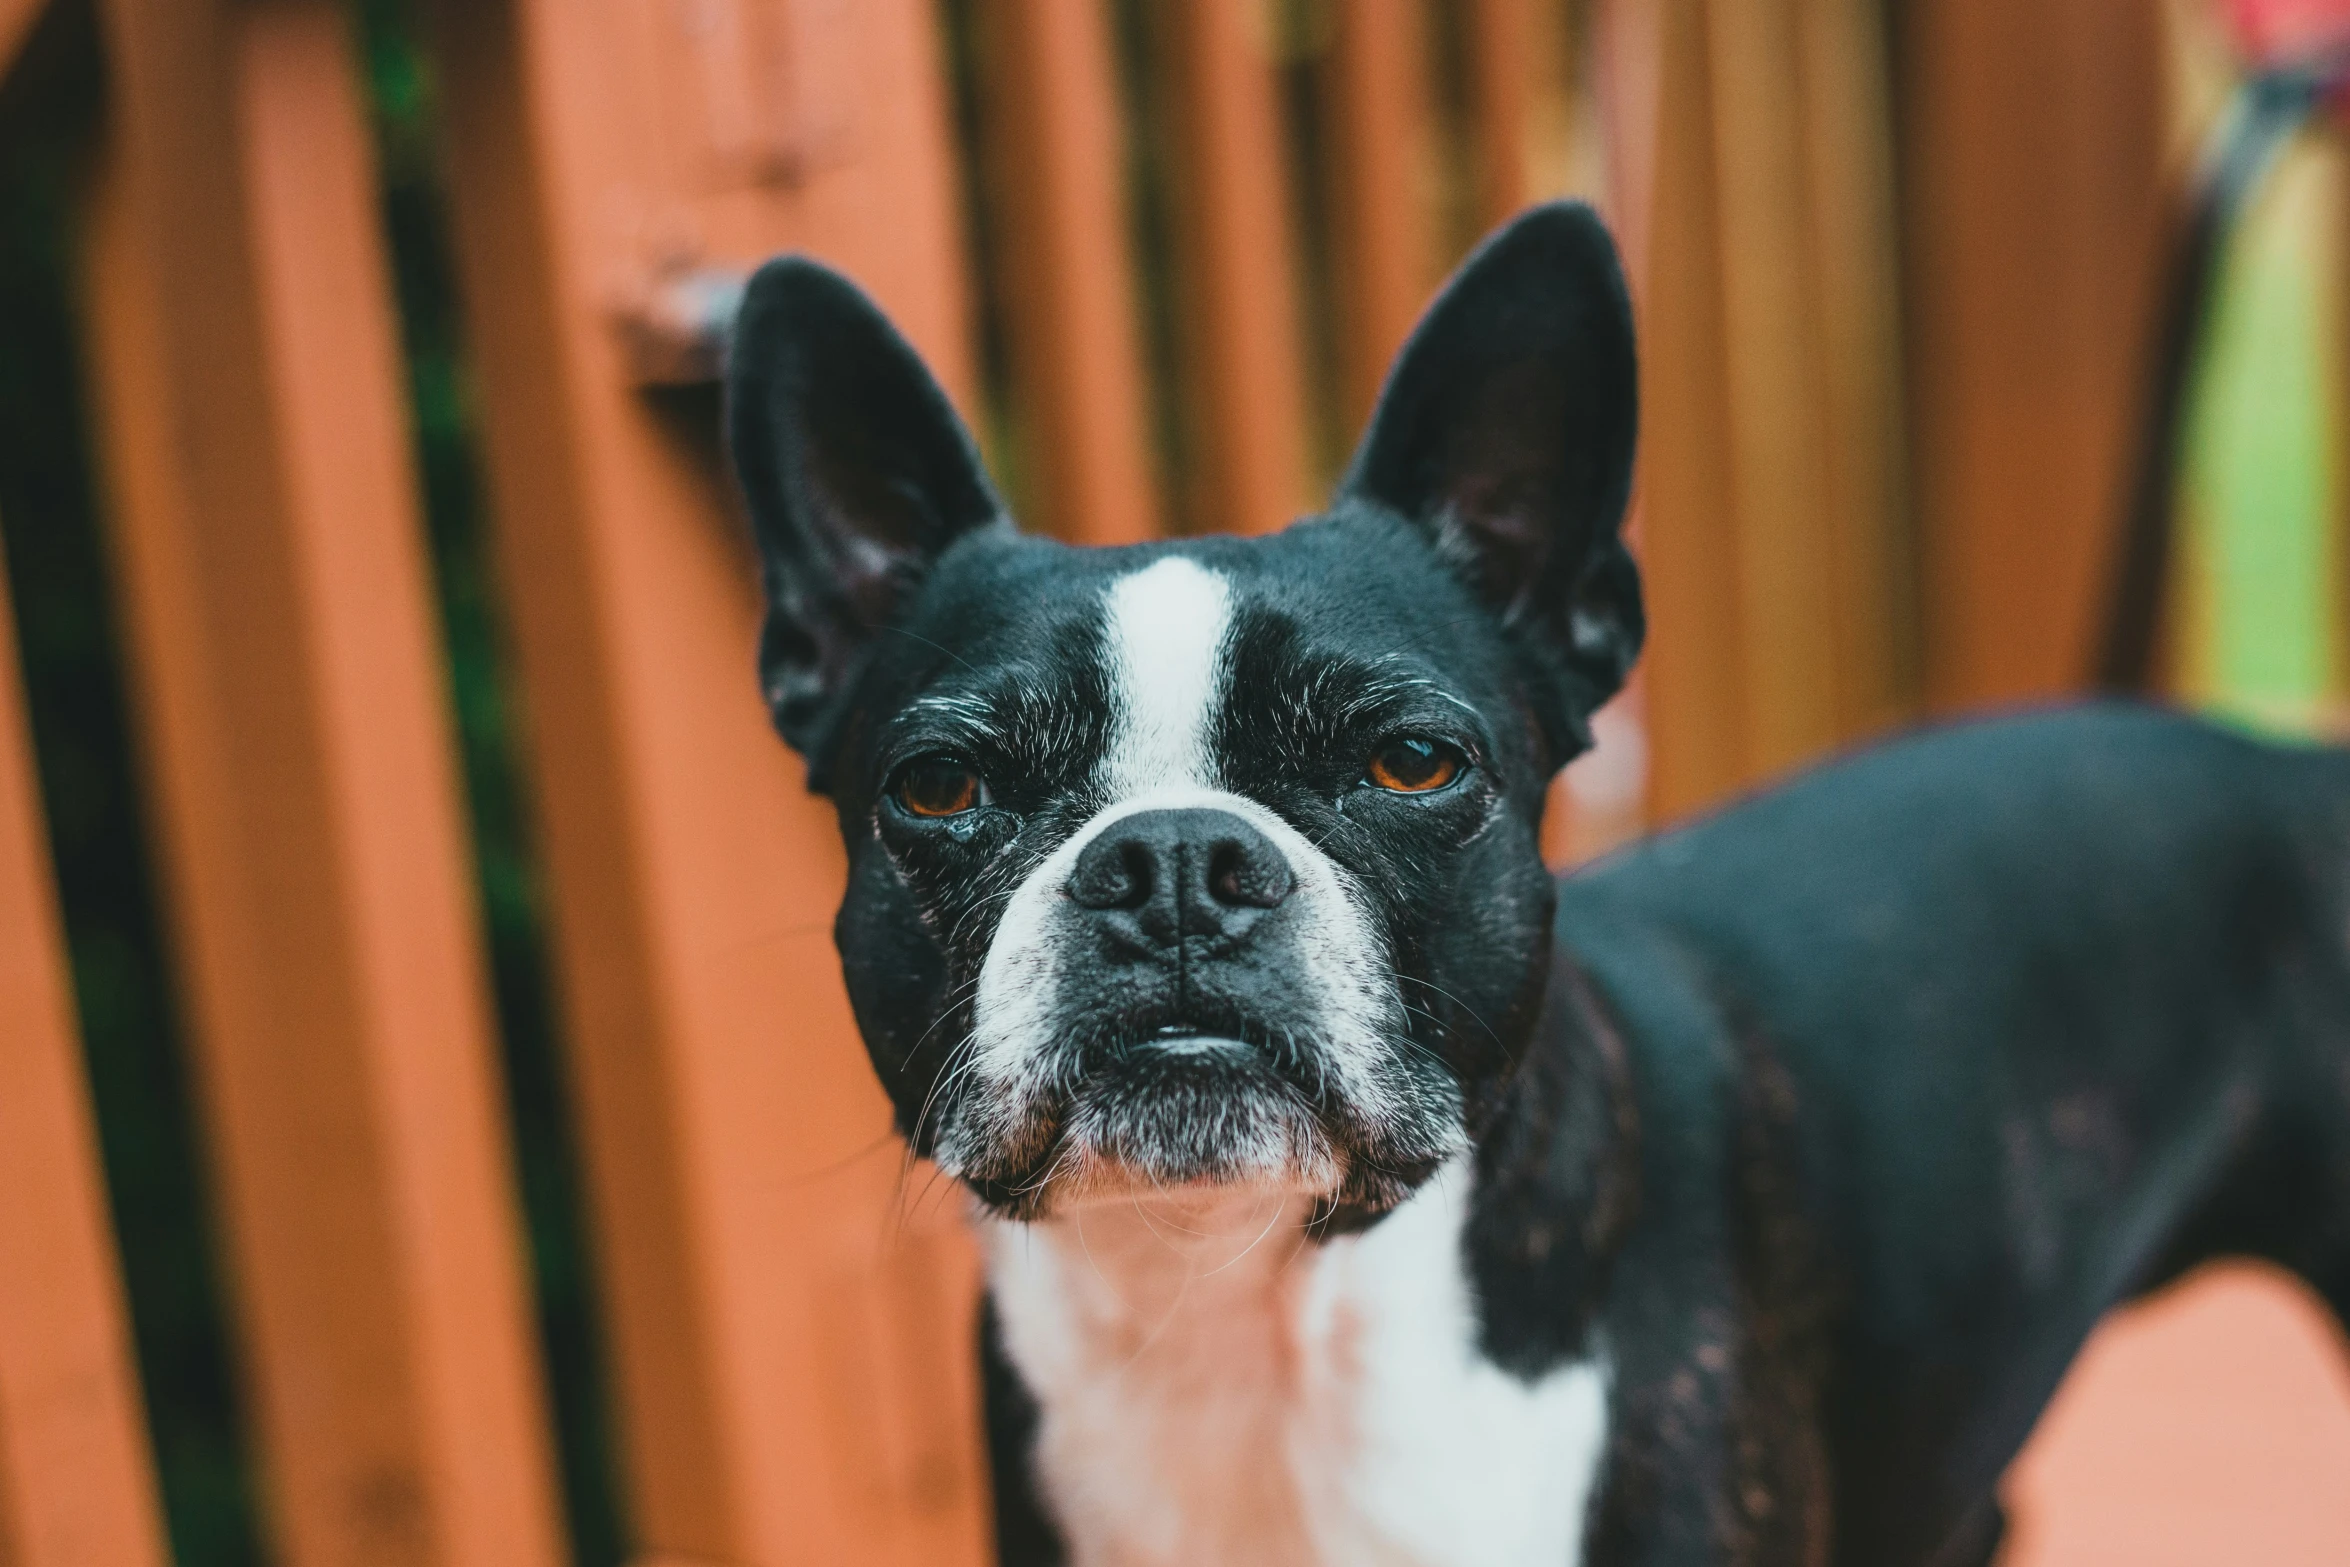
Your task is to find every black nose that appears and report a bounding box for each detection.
[1067,808,1293,947]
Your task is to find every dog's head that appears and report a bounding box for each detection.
[727,203,1638,1222]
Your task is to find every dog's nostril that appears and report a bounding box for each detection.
[1208,837,1291,909]
[1118,841,1155,904]
[1069,834,1154,910]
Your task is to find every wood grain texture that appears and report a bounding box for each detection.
[1158,0,1311,533]
[1900,0,2167,709]
[989,0,1159,544]
[1323,0,1436,437]
[0,541,169,1567]
[77,3,565,1563]
[1464,0,1534,232]
[1638,0,1913,819]
[422,0,990,1560]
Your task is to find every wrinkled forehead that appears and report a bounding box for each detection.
[875,528,1508,786]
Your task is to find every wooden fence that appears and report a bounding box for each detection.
[0,2,2297,1566]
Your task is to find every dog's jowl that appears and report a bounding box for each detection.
[726,203,2350,1566]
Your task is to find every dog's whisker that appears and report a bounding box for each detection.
[1199,1186,1294,1279]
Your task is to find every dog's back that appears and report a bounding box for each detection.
[1553,703,2350,1564]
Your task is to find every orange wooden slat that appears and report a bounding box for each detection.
[1699,0,1844,781]
[1793,0,1913,747]
[421,0,990,1562]
[1636,0,1750,819]
[1596,0,1665,281]
[1158,0,1311,534]
[1900,0,2167,710]
[77,3,568,1564]
[989,0,1158,545]
[1636,0,1911,819]
[0,544,170,1567]
[1463,0,1534,232]
[1323,0,1437,437]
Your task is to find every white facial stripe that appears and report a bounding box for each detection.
[1100,555,1232,795]
[967,559,1240,1106]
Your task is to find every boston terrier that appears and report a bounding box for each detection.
[724,203,2350,1566]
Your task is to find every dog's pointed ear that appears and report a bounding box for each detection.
[727,257,1005,780]
[1339,202,1641,755]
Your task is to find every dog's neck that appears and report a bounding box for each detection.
[995,1184,1323,1339]
[982,1166,1613,1567]
[981,1186,1327,1564]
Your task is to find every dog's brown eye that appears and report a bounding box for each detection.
[895,758,987,817]
[1364,738,1464,794]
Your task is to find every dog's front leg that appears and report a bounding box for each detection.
[1576,1268,1835,1567]
[979,1294,1068,1566]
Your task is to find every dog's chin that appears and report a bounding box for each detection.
[946,1037,1459,1223]
[1050,1043,1340,1206]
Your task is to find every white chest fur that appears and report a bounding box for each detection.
[983,1163,1611,1567]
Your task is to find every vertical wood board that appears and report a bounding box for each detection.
[1900,0,2167,708]
[78,3,566,1563]
[988,0,1159,545]
[1158,0,1311,534]
[0,541,170,1567]
[423,0,991,1560]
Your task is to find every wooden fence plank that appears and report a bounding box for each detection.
[1637,0,1912,818]
[1900,0,2167,709]
[1596,0,1664,283]
[988,0,1158,545]
[1323,0,1436,436]
[422,0,990,1562]
[1795,0,1913,745]
[76,3,567,1564]
[1464,0,1534,232]
[1158,0,1311,533]
[1637,0,1745,819]
[0,541,169,1567]
[1701,0,1846,780]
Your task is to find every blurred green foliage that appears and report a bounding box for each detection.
[2175,137,2347,735]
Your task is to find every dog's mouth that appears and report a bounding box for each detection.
[946,1006,1459,1221]
[1055,1033,1339,1193]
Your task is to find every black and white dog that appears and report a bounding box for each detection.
[725,203,2350,1566]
